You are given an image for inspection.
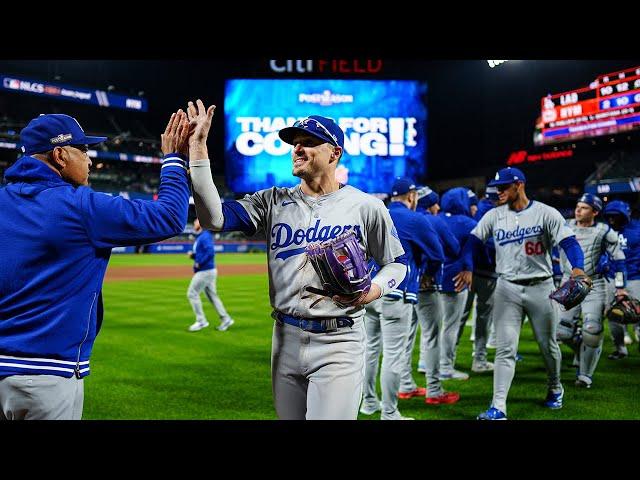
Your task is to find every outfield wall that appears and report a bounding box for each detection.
[112,241,268,254]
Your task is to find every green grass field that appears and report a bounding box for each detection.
[86,253,640,420]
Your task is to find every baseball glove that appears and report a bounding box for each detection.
[549,275,592,310]
[304,231,371,308]
[606,294,640,324]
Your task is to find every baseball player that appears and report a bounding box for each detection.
[455,167,587,420]
[437,187,477,380]
[602,200,640,360]
[465,186,501,373]
[0,111,191,419]
[403,186,460,388]
[556,193,626,388]
[377,178,444,418]
[187,218,234,332]
[405,186,463,404]
[188,103,407,420]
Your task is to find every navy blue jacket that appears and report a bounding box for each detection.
[193,230,215,272]
[417,206,460,261]
[386,202,444,303]
[437,188,477,292]
[0,154,189,378]
[616,220,640,280]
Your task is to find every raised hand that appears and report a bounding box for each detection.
[161,110,190,156]
[186,99,216,159]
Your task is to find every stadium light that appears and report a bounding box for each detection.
[487,60,509,68]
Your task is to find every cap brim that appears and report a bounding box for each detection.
[278,127,332,146]
[82,135,108,146]
[487,179,523,187]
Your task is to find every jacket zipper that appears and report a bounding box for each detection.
[75,293,97,378]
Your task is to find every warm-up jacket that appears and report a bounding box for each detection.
[0,154,189,378]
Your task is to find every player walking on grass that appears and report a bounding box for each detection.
[456,167,587,420]
[187,218,234,332]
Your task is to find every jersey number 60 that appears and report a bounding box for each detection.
[525,241,544,255]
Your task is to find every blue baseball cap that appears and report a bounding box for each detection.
[390,177,416,196]
[278,115,345,149]
[467,189,478,206]
[487,167,526,187]
[417,185,439,208]
[577,193,603,212]
[485,186,499,202]
[20,114,107,156]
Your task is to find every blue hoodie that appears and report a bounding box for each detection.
[437,187,477,292]
[603,201,640,280]
[0,154,189,378]
[387,202,444,303]
[193,230,215,272]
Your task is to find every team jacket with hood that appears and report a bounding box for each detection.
[0,154,189,378]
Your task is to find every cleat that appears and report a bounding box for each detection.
[425,391,460,405]
[440,369,469,380]
[544,385,564,409]
[359,401,381,415]
[477,406,507,420]
[607,351,628,360]
[398,387,426,400]
[217,318,234,331]
[472,360,494,373]
[188,320,209,332]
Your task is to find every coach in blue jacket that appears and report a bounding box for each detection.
[0,111,193,419]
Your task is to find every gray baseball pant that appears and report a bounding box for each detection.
[440,291,469,373]
[362,298,383,409]
[415,291,446,397]
[399,306,420,393]
[187,268,230,323]
[271,314,366,420]
[472,274,497,363]
[491,277,562,414]
[0,375,84,420]
[379,297,412,417]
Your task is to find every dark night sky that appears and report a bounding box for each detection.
[1,58,638,183]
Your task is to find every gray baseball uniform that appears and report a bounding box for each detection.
[558,221,625,382]
[472,200,575,414]
[227,184,405,419]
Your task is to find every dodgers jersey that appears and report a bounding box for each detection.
[471,200,575,281]
[559,220,624,277]
[221,184,405,318]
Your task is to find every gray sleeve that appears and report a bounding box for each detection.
[365,200,405,265]
[605,226,626,261]
[470,209,494,242]
[189,159,224,230]
[546,206,574,244]
[372,262,407,297]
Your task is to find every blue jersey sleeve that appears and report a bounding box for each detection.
[79,154,189,248]
[415,216,445,275]
[221,201,257,235]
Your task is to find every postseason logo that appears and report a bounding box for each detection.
[233,116,418,157]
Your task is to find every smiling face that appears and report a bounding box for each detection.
[290,133,340,180]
